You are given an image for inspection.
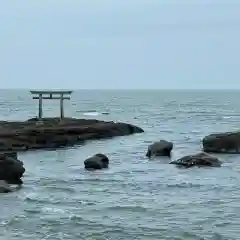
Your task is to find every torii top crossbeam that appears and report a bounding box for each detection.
[30,90,73,120]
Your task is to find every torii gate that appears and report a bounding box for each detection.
[30,90,73,120]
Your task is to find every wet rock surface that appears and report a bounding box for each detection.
[203,131,240,153]
[0,117,144,151]
[0,152,25,185]
[146,140,173,157]
[170,152,222,168]
[84,153,109,170]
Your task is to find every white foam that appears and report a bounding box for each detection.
[42,207,65,214]
[83,112,99,116]
[83,111,110,116]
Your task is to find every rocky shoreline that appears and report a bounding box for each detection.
[0,117,144,151]
[2,116,240,193]
[0,117,144,192]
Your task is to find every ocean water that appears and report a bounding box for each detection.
[0,89,240,239]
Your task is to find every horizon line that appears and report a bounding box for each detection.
[0,88,240,91]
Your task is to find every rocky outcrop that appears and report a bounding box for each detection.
[170,152,222,168]
[0,117,144,151]
[146,140,173,157]
[0,152,25,184]
[203,131,240,153]
[84,153,109,170]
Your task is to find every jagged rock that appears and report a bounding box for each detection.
[203,131,240,153]
[0,118,144,151]
[146,140,173,157]
[170,152,222,167]
[84,153,109,170]
[0,152,25,184]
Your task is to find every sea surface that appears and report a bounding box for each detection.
[0,89,240,240]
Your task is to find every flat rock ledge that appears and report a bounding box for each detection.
[0,117,144,151]
[203,131,240,153]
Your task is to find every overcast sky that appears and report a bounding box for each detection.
[0,0,239,89]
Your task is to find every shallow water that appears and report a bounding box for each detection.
[1,90,240,239]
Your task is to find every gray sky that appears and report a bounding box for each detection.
[0,0,239,89]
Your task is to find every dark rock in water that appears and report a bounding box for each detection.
[0,180,12,193]
[0,152,25,184]
[170,152,222,167]
[146,140,173,157]
[84,153,109,170]
[0,117,144,151]
[1,151,18,159]
[203,131,240,153]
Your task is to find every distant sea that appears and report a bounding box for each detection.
[0,89,240,239]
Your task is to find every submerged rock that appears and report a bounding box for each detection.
[0,180,12,193]
[84,153,109,170]
[0,152,25,184]
[146,140,173,157]
[203,131,240,153]
[170,152,222,168]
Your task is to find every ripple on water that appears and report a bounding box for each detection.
[1,90,240,239]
